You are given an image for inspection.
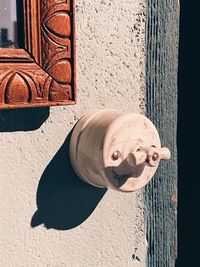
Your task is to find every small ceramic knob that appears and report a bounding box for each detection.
[69,109,171,192]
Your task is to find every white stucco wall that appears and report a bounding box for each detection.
[0,1,147,266]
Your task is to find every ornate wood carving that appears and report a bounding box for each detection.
[0,0,75,109]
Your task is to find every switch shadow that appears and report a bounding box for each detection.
[31,131,107,230]
[0,107,49,132]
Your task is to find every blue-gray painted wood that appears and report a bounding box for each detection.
[145,1,179,266]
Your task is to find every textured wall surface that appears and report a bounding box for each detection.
[0,1,147,266]
[145,1,179,266]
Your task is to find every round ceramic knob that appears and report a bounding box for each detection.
[69,109,171,192]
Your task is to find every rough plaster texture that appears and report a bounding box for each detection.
[0,1,147,266]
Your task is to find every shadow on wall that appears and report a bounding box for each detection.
[0,107,49,132]
[31,131,107,230]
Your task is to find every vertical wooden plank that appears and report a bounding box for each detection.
[23,0,41,64]
[145,1,179,266]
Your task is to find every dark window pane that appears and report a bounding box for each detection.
[0,0,20,48]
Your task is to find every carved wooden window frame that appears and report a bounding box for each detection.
[0,0,76,109]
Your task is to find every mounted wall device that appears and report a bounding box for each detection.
[69,109,171,192]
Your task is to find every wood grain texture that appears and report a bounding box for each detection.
[40,0,73,102]
[145,1,179,266]
[23,0,41,64]
[0,0,76,109]
[0,49,34,63]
